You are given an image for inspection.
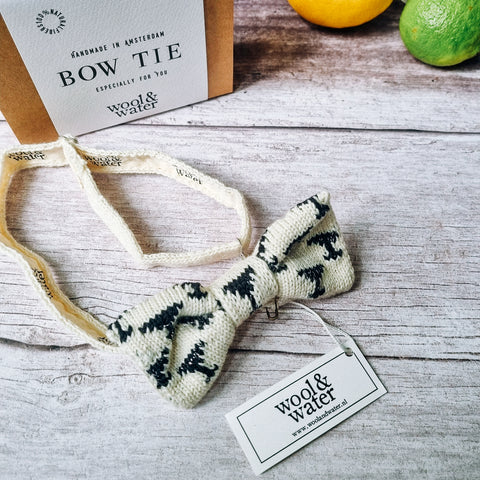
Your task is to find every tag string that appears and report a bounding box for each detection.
[288,302,353,356]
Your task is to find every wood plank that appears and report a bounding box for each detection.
[0,124,478,361]
[1,344,478,479]
[106,0,479,132]
[227,0,480,134]
[0,1,478,477]
[1,1,479,134]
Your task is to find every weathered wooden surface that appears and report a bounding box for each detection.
[133,0,480,133]
[0,0,479,478]
[1,344,479,480]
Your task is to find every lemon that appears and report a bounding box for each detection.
[287,0,394,28]
[399,0,480,66]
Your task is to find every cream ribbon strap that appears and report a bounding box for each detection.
[0,136,251,349]
[0,138,355,407]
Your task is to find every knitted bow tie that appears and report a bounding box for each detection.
[107,192,354,408]
[0,138,354,409]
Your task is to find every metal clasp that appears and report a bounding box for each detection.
[265,297,279,320]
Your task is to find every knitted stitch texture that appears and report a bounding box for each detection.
[0,138,354,408]
[107,192,354,408]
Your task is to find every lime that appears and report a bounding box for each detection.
[287,0,393,29]
[399,0,480,67]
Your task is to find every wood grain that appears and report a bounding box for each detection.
[1,1,479,133]
[1,125,478,361]
[1,344,479,480]
[0,0,479,478]
[139,0,480,132]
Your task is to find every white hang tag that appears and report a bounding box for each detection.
[225,311,387,475]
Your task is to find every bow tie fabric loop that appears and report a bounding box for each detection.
[252,191,353,301]
[107,281,236,408]
[107,192,354,408]
[253,193,331,270]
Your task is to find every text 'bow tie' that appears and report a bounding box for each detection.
[107,192,354,408]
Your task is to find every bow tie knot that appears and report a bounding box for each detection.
[210,255,279,327]
[107,192,354,408]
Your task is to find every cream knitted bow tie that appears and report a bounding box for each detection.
[107,192,354,408]
[0,137,354,408]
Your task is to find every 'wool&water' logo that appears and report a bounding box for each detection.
[274,373,337,423]
[106,91,158,117]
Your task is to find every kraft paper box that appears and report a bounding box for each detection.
[0,0,233,143]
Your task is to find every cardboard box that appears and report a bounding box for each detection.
[0,0,233,143]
